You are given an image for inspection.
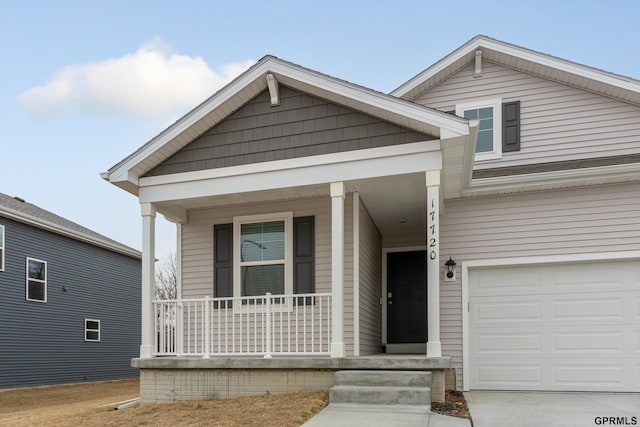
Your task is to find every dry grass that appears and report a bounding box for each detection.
[0,379,329,426]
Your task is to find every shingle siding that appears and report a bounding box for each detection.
[0,215,140,388]
[146,86,431,177]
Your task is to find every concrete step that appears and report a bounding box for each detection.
[334,370,431,388]
[330,385,431,406]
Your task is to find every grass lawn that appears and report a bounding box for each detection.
[0,379,329,426]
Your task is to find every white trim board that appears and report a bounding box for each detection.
[139,142,443,204]
[461,250,640,391]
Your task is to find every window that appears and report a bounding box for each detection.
[0,225,4,271]
[456,98,502,161]
[233,212,293,298]
[26,258,47,302]
[85,319,100,342]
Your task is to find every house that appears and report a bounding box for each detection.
[101,35,640,403]
[0,192,141,388]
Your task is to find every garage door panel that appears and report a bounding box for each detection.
[469,259,640,392]
[475,332,542,354]
[474,299,541,323]
[475,363,543,388]
[553,297,625,321]
[553,331,626,353]
[552,364,627,389]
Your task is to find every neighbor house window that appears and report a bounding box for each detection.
[85,319,100,342]
[456,98,502,161]
[0,225,4,271]
[233,212,293,298]
[26,258,47,302]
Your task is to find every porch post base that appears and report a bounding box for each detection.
[427,341,442,358]
[330,342,345,358]
[140,344,154,359]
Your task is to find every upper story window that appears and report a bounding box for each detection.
[85,319,101,342]
[26,258,47,302]
[456,98,502,161]
[233,212,293,298]
[0,225,4,271]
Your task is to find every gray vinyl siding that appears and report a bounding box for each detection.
[146,86,431,177]
[414,61,640,169]
[180,194,357,355]
[439,181,640,390]
[0,215,140,388]
[358,198,382,355]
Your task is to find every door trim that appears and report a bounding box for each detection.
[462,250,640,391]
[382,246,426,350]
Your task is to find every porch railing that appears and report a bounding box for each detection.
[153,292,332,357]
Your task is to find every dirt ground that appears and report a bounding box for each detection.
[0,379,328,427]
[0,379,468,426]
[431,390,471,419]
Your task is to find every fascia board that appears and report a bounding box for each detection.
[138,141,443,203]
[106,58,468,189]
[463,162,640,195]
[0,208,141,259]
[104,61,274,184]
[392,35,640,99]
[140,140,441,187]
[270,61,469,137]
[391,36,483,98]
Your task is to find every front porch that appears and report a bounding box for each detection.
[133,354,454,403]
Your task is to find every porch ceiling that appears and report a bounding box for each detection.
[154,172,428,249]
[348,173,427,248]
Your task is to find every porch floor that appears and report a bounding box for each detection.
[132,354,451,370]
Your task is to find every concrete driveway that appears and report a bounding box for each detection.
[465,391,640,427]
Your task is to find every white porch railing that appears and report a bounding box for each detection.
[153,293,332,357]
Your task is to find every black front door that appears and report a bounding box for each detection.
[387,251,427,344]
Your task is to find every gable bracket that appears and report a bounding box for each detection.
[266,73,280,106]
[474,50,482,78]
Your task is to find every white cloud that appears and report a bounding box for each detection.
[18,39,255,118]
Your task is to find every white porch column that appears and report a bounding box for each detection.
[426,170,442,358]
[140,203,156,358]
[330,182,345,358]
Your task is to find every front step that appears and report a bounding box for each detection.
[330,370,431,408]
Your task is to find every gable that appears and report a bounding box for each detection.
[145,86,434,177]
[414,61,640,171]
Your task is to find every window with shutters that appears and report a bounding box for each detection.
[233,212,293,299]
[456,98,502,161]
[456,98,521,160]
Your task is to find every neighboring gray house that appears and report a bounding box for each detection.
[0,192,141,388]
[102,35,640,403]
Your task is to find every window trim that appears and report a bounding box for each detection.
[0,224,4,272]
[84,319,101,342]
[233,212,294,300]
[26,257,47,303]
[456,98,502,161]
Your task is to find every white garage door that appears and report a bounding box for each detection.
[468,259,640,392]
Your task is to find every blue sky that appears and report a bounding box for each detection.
[1,0,639,260]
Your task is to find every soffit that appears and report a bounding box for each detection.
[392,35,640,107]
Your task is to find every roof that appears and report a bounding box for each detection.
[391,35,640,105]
[102,54,469,195]
[0,192,141,259]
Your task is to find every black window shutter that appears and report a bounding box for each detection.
[502,101,521,152]
[214,223,233,303]
[293,216,315,304]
